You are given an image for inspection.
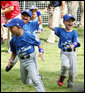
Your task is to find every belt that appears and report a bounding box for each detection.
[62,48,76,52]
[20,55,30,60]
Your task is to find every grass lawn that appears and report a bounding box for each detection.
[1,26,84,92]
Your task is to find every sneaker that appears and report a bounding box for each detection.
[57,75,66,86]
[5,65,13,72]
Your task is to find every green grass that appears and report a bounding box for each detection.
[1,26,84,92]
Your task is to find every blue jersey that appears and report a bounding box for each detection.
[23,20,38,34]
[10,31,41,57]
[55,27,80,50]
[23,18,42,35]
[32,17,43,32]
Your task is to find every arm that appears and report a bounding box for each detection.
[38,44,45,62]
[37,9,43,25]
[38,15,43,25]
[69,31,81,49]
[8,52,16,68]
[61,1,66,18]
[48,7,55,31]
[69,42,80,50]
[1,6,14,14]
[1,24,4,32]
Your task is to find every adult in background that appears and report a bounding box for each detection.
[47,1,67,44]
[1,15,7,44]
[68,1,84,27]
[3,18,46,92]
[1,1,21,53]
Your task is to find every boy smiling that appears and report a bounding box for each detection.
[48,10,80,88]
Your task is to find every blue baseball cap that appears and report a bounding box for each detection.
[3,18,25,28]
[63,14,75,21]
[22,10,32,18]
[29,5,38,10]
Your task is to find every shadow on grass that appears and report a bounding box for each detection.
[1,68,84,92]
[1,50,8,52]
[39,38,47,42]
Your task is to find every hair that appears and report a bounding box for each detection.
[21,12,30,17]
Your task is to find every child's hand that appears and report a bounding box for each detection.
[8,60,13,68]
[38,52,45,62]
[69,45,74,49]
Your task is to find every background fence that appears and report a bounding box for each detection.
[19,1,81,25]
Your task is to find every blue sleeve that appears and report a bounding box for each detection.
[10,39,16,53]
[26,33,41,46]
[73,30,81,47]
[55,27,61,37]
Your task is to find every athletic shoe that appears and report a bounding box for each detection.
[57,75,66,86]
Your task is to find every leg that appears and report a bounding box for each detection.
[67,51,77,87]
[7,29,11,53]
[67,73,75,88]
[60,51,70,76]
[20,52,46,92]
[58,51,70,86]
[27,52,39,85]
[70,1,79,25]
[79,1,84,27]
[20,59,28,84]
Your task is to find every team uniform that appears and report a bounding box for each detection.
[31,17,43,35]
[22,16,43,84]
[23,17,42,35]
[55,27,80,87]
[10,31,45,92]
[29,5,43,35]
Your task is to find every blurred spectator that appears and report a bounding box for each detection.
[29,5,43,36]
[1,1,21,53]
[46,1,67,44]
[1,15,7,44]
[68,1,84,27]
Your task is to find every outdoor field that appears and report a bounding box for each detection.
[1,26,84,92]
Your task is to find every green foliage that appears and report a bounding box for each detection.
[1,26,84,92]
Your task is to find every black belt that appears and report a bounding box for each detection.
[62,48,76,52]
[20,55,30,60]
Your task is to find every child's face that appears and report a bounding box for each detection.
[31,9,37,19]
[21,15,31,23]
[63,18,75,30]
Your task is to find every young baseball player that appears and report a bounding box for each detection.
[3,18,46,92]
[29,5,43,35]
[48,9,80,88]
[21,10,44,84]
[5,10,44,72]
[21,9,42,36]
